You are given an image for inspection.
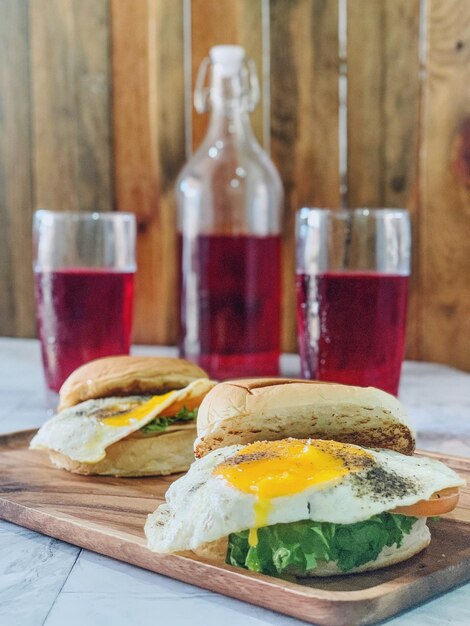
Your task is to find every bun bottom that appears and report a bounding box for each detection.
[302,518,431,576]
[193,518,431,576]
[48,428,196,477]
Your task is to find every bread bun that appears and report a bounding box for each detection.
[59,356,208,410]
[195,378,415,457]
[194,518,430,576]
[48,426,196,476]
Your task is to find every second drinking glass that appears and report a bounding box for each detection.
[296,208,411,396]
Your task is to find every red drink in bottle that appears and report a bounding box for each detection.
[35,268,134,392]
[179,234,281,378]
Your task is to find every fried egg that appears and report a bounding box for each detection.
[145,438,465,553]
[30,379,214,463]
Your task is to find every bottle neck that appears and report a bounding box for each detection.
[205,102,254,144]
[204,70,256,146]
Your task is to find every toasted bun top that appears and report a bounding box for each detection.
[195,378,415,457]
[59,356,208,410]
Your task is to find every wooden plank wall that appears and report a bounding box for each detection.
[0,0,111,339]
[420,0,470,372]
[0,0,469,371]
[346,0,421,357]
[270,0,340,348]
[111,0,185,344]
[191,0,265,150]
[30,0,112,214]
[0,0,33,337]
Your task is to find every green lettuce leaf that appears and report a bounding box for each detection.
[140,406,198,434]
[226,513,417,578]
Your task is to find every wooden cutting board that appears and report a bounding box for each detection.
[0,430,469,626]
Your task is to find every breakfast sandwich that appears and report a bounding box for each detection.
[145,379,465,578]
[30,356,215,476]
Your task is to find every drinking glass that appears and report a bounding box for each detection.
[33,211,136,407]
[296,208,411,395]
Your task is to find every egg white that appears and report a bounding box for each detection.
[145,442,465,553]
[30,379,213,463]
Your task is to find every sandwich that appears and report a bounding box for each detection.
[145,379,465,578]
[30,356,215,476]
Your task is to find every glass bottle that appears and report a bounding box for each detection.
[176,45,283,379]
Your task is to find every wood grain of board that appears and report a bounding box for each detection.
[347,0,422,359]
[0,0,35,338]
[270,0,341,351]
[419,0,470,371]
[0,430,468,626]
[111,0,185,344]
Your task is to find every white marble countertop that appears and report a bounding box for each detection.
[0,337,469,626]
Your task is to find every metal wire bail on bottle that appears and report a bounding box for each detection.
[194,56,211,113]
[194,54,260,113]
[244,57,260,111]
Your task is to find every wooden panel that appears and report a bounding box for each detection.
[0,0,469,373]
[419,0,470,370]
[190,0,264,151]
[347,0,421,208]
[0,1,35,337]
[30,0,112,212]
[111,0,185,344]
[347,0,421,358]
[0,431,470,625]
[270,0,341,351]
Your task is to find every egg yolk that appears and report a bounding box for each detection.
[213,439,373,547]
[101,390,179,427]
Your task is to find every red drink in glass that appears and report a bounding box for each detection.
[296,271,408,395]
[34,268,134,392]
[179,234,281,378]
